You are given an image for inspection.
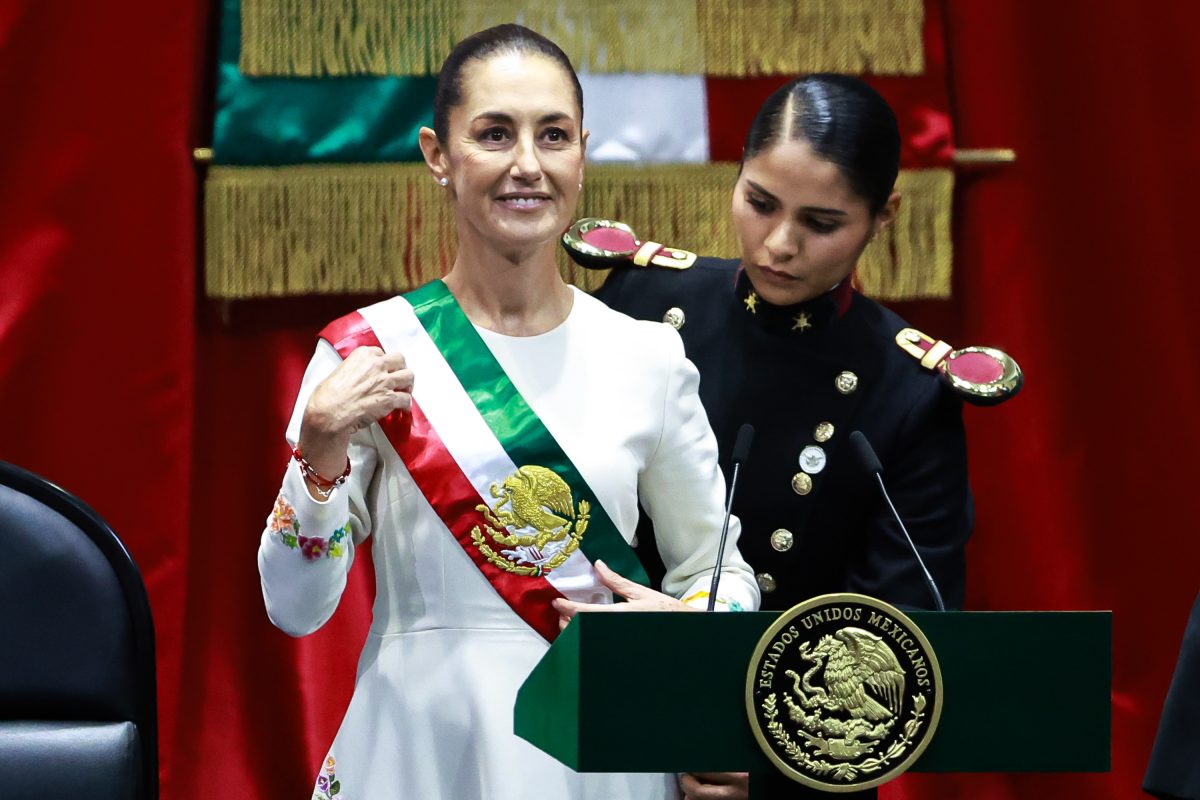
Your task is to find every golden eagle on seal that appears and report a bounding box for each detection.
[789,627,905,722]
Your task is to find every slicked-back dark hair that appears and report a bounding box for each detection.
[742,74,900,215]
[433,24,584,143]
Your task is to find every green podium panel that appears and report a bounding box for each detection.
[515,611,1110,775]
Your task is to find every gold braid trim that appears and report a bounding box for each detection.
[238,0,921,77]
[204,163,951,300]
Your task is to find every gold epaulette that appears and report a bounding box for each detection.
[895,328,1023,405]
[561,218,696,271]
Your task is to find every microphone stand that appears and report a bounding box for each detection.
[707,424,754,611]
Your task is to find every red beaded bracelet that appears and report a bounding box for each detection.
[292,446,351,499]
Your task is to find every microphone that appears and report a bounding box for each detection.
[707,424,755,611]
[848,431,946,612]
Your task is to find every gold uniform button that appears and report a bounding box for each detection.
[791,472,813,495]
[814,421,834,442]
[662,306,685,330]
[756,572,777,593]
[835,370,859,394]
[770,529,794,552]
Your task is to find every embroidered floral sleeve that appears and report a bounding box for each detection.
[313,755,341,799]
[258,341,377,637]
[270,494,350,561]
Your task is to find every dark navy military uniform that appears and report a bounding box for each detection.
[596,257,973,614]
[1144,589,1200,800]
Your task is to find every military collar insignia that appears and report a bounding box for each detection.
[734,269,852,335]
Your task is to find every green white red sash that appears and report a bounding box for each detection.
[320,280,648,641]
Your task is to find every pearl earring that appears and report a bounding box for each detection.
[438,177,448,186]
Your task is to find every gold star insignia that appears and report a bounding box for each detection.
[792,312,813,332]
[744,291,759,314]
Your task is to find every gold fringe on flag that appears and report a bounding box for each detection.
[204,163,951,300]
[239,0,921,77]
[459,0,703,74]
[697,0,925,77]
[239,0,701,77]
[239,0,458,77]
[858,168,953,300]
[205,163,455,297]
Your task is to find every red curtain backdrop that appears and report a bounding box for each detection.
[0,1,203,793]
[2,2,1199,798]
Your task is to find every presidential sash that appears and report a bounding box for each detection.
[320,280,649,642]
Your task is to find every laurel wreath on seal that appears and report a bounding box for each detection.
[762,692,928,782]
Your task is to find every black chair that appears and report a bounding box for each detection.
[0,461,157,799]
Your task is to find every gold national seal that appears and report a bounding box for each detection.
[745,593,942,792]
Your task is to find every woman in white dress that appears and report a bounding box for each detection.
[257,24,760,800]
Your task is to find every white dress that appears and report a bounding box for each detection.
[258,287,760,799]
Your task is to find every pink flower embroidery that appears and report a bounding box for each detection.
[298,535,328,561]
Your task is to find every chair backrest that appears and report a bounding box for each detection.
[0,460,157,799]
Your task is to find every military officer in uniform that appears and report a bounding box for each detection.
[598,259,973,614]
[590,73,979,616]
[574,74,1022,800]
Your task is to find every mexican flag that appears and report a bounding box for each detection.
[206,0,953,301]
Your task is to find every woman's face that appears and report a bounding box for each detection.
[731,138,897,306]
[428,51,586,256]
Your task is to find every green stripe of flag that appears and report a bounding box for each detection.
[213,0,435,166]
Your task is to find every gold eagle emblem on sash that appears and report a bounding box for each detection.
[471,465,589,577]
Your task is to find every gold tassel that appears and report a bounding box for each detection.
[858,168,953,300]
[240,0,919,77]
[204,163,950,300]
[205,163,456,297]
[239,0,460,77]
[460,0,703,74]
[697,0,925,77]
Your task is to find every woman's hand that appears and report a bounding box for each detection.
[679,772,749,800]
[550,560,696,629]
[298,347,414,479]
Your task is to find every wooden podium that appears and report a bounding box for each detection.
[516,610,1110,794]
